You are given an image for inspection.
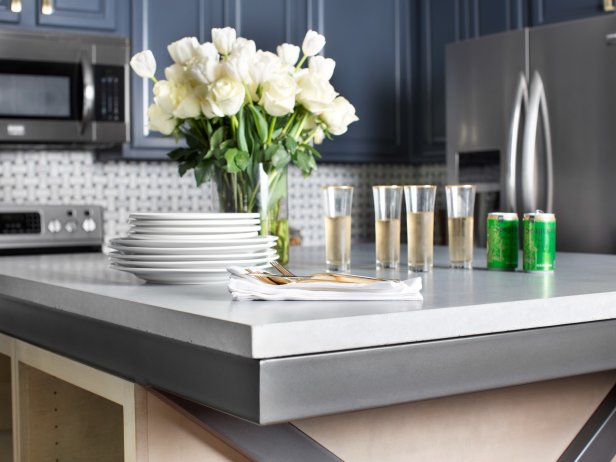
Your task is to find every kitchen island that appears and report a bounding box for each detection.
[0,244,615,461]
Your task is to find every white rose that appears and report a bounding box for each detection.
[277,43,300,66]
[164,64,187,84]
[207,77,245,116]
[302,30,326,57]
[148,104,176,135]
[153,80,176,114]
[250,51,284,85]
[321,96,359,135]
[212,27,237,55]
[308,56,335,81]
[259,75,298,117]
[130,50,156,79]
[167,37,199,65]
[296,73,337,114]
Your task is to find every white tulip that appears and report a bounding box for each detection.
[232,38,256,59]
[190,56,220,84]
[153,80,176,114]
[308,56,335,81]
[212,27,237,55]
[250,51,284,85]
[296,73,337,114]
[220,51,252,84]
[302,30,326,57]
[173,92,201,119]
[148,104,176,135]
[167,37,199,65]
[130,50,156,79]
[259,75,298,116]
[207,77,245,116]
[194,42,219,61]
[165,64,187,84]
[277,43,300,66]
[321,96,359,135]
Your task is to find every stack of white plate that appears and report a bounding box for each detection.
[106,212,278,284]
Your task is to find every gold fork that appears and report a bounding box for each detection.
[269,260,393,284]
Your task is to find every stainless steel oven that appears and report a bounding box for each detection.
[0,29,129,148]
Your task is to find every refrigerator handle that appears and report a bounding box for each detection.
[522,71,554,212]
[505,73,528,211]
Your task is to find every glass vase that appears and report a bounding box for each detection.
[213,164,289,264]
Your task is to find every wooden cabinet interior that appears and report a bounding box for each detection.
[0,353,12,462]
[18,363,124,461]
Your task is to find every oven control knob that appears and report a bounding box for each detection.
[47,219,62,233]
[64,220,78,233]
[82,218,97,233]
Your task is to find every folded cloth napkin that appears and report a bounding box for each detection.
[227,267,423,301]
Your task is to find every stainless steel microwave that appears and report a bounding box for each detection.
[0,29,129,148]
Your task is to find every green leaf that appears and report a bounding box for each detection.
[210,126,225,148]
[248,105,268,144]
[301,143,322,159]
[234,150,250,171]
[168,148,188,161]
[224,148,242,173]
[237,107,249,153]
[194,163,209,186]
[263,144,281,162]
[272,147,291,170]
[284,136,298,153]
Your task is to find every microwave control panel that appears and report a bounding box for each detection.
[94,65,125,122]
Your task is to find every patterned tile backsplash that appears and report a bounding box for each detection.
[0,151,447,246]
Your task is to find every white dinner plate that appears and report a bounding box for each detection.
[127,231,259,240]
[109,262,270,284]
[129,212,259,220]
[108,254,278,269]
[108,242,277,255]
[105,248,277,261]
[110,235,277,248]
[128,219,260,227]
[129,225,262,234]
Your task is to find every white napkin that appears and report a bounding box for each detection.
[227,267,423,301]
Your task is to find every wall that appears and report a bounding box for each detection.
[0,152,447,247]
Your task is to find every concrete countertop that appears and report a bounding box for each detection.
[0,244,614,359]
[1,244,615,423]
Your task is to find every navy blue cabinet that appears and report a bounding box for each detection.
[314,0,412,163]
[415,0,525,163]
[0,0,127,34]
[530,0,611,26]
[0,0,20,23]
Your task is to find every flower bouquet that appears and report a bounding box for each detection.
[131,28,358,263]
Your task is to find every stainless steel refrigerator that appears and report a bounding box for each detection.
[446,15,616,253]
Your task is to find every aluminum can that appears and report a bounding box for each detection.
[523,211,556,272]
[487,212,519,270]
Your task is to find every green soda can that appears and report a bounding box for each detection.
[523,211,556,273]
[487,212,519,270]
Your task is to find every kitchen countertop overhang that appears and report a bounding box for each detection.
[0,244,615,423]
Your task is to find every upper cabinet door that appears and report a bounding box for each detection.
[0,0,20,23]
[227,0,308,53]
[131,0,221,150]
[36,0,118,30]
[315,0,412,163]
[530,0,612,26]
